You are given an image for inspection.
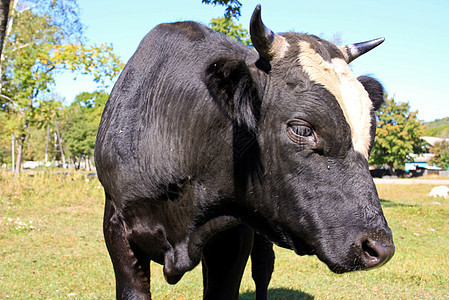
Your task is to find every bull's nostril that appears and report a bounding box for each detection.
[362,240,379,259]
[360,238,395,269]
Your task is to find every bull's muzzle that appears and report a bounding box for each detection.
[358,231,395,270]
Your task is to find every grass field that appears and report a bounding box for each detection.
[0,171,448,299]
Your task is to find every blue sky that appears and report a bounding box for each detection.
[55,0,449,122]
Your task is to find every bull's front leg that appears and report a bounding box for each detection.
[103,195,151,300]
[251,233,275,300]
[201,224,254,300]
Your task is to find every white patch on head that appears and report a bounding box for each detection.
[270,35,289,59]
[297,41,373,159]
[338,45,351,62]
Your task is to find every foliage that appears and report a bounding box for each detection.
[209,16,251,47]
[0,0,123,172]
[0,110,10,163]
[369,96,425,170]
[422,117,449,137]
[202,0,242,19]
[13,0,84,42]
[21,124,46,160]
[61,91,108,159]
[429,140,449,170]
[423,116,449,129]
[1,173,448,298]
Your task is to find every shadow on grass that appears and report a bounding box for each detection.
[380,199,416,208]
[241,288,314,299]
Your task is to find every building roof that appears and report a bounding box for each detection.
[421,136,449,147]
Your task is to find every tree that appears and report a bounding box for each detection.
[429,140,449,170]
[369,96,425,171]
[209,16,251,47]
[202,0,242,19]
[61,91,107,166]
[422,117,449,138]
[0,0,123,177]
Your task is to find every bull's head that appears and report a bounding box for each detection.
[205,5,394,273]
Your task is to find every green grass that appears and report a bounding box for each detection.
[0,171,448,299]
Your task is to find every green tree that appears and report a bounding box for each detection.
[0,0,123,176]
[202,0,242,19]
[429,140,449,170]
[0,109,10,164]
[422,117,449,137]
[61,91,107,164]
[209,16,251,47]
[369,96,425,171]
[22,124,46,161]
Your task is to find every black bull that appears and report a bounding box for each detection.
[95,5,395,300]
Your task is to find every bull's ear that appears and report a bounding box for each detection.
[205,57,261,131]
[357,76,384,111]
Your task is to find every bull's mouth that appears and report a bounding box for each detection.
[319,235,395,274]
[263,219,395,273]
[292,242,315,256]
[286,229,395,273]
[284,233,315,256]
[268,229,315,256]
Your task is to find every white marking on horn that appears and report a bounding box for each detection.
[297,41,373,159]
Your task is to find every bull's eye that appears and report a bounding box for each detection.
[286,121,316,144]
[291,125,312,137]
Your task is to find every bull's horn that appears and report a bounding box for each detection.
[339,37,385,63]
[250,4,281,61]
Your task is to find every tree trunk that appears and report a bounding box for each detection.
[54,117,66,165]
[14,119,28,179]
[0,0,10,56]
[1,0,16,93]
[45,125,49,162]
[14,133,24,179]
[387,162,395,175]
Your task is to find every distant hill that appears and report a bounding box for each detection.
[422,117,449,137]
